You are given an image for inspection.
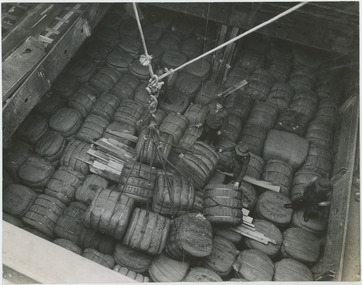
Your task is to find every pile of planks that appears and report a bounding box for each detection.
[86,137,137,183]
[236,208,277,245]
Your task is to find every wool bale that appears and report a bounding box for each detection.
[54,202,87,243]
[83,189,135,240]
[273,258,314,281]
[240,124,267,156]
[172,141,219,188]
[161,50,187,69]
[16,113,49,145]
[75,114,109,144]
[49,108,83,137]
[117,36,142,58]
[255,190,293,228]
[153,173,194,216]
[202,236,237,276]
[305,120,332,148]
[113,243,153,273]
[4,141,33,182]
[266,81,294,111]
[35,131,66,165]
[75,174,108,205]
[303,144,333,177]
[204,184,243,225]
[68,84,99,119]
[246,152,265,179]
[90,93,121,122]
[158,89,190,114]
[184,103,208,126]
[244,219,283,257]
[237,48,264,72]
[183,267,222,282]
[85,40,111,66]
[68,57,97,83]
[159,30,182,51]
[94,27,119,47]
[166,213,213,260]
[3,212,24,228]
[246,102,279,131]
[54,238,83,255]
[291,209,328,236]
[114,99,145,128]
[262,159,294,196]
[106,49,133,73]
[19,155,55,190]
[239,181,258,210]
[174,71,201,99]
[213,225,243,245]
[22,194,66,238]
[281,227,320,264]
[89,67,120,93]
[34,93,66,117]
[123,208,171,255]
[128,60,152,82]
[149,253,189,282]
[52,74,80,99]
[135,128,173,168]
[3,184,37,217]
[276,108,309,136]
[113,265,149,282]
[177,125,203,150]
[263,129,309,170]
[194,81,223,105]
[159,112,189,144]
[60,139,91,175]
[233,249,274,281]
[181,37,202,59]
[45,167,84,205]
[82,248,115,269]
[78,226,116,255]
[185,58,211,80]
[118,161,157,204]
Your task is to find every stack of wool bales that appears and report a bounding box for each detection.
[3,7,344,283]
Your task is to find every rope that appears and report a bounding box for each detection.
[158,1,308,81]
[132,2,155,78]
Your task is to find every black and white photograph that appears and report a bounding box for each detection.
[1,1,360,283]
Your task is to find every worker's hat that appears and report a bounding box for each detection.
[235,142,249,156]
[316,177,332,192]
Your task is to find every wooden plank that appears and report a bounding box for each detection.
[321,95,359,281]
[217,170,281,192]
[219,26,239,84]
[106,130,138,143]
[2,4,110,144]
[1,4,36,38]
[2,37,46,102]
[2,4,66,60]
[3,222,135,283]
[210,24,228,81]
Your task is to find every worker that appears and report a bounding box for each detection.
[232,142,250,189]
[285,177,332,222]
[200,102,228,146]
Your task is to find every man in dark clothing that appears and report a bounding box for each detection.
[201,102,228,146]
[232,142,250,189]
[285,177,332,222]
